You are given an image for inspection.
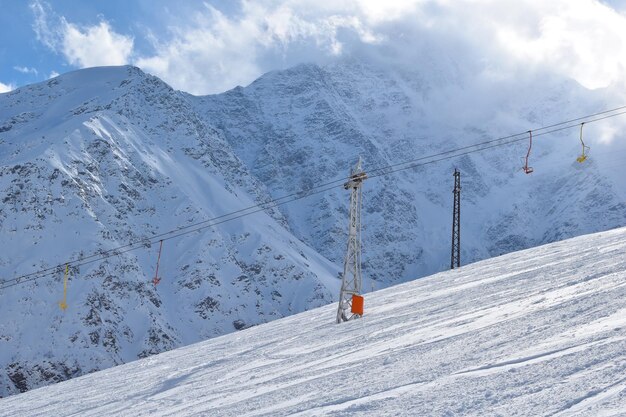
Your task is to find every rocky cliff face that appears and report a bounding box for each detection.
[0,60,624,397]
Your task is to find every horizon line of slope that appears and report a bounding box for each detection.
[2,225,626,416]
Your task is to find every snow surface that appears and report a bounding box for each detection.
[2,227,626,416]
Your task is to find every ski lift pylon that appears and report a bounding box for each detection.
[152,240,164,287]
[522,130,534,174]
[58,263,69,311]
[576,122,590,163]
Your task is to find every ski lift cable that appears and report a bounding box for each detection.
[365,106,626,177]
[0,182,343,290]
[6,106,626,285]
[3,108,626,289]
[366,110,626,179]
[2,107,626,290]
[3,177,350,284]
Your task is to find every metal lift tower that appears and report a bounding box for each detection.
[451,168,461,269]
[336,158,368,323]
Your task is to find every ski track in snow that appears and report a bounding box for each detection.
[2,227,626,415]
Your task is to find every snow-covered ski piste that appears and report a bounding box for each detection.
[2,227,626,416]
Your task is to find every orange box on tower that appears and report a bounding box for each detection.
[351,294,364,315]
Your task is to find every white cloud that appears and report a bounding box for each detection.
[432,0,626,90]
[30,0,133,68]
[28,0,626,96]
[14,66,39,75]
[129,0,626,94]
[135,1,382,94]
[31,0,62,50]
[62,21,133,67]
[49,70,60,79]
[0,82,14,93]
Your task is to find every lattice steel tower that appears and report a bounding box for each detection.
[336,158,367,323]
[451,168,461,269]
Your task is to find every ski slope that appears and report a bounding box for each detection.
[2,227,626,416]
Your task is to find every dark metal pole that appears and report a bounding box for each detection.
[451,169,461,269]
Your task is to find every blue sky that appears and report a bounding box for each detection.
[0,1,221,88]
[1,0,626,95]
[0,0,256,93]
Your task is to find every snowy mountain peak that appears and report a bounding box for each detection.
[1,65,153,113]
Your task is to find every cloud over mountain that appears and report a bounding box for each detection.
[30,0,134,68]
[28,1,626,96]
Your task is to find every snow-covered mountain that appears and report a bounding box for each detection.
[2,226,626,416]
[195,59,626,282]
[0,66,339,397]
[0,59,625,397]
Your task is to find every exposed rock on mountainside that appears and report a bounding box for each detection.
[0,66,339,397]
[195,60,626,282]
